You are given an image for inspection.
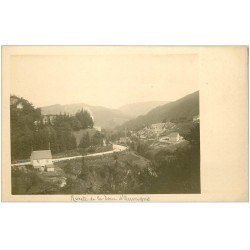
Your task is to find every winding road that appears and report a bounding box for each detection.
[11,144,128,167]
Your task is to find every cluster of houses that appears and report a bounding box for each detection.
[33,115,57,126]
[159,132,181,143]
[118,132,181,145]
[131,122,177,141]
[136,122,176,140]
[118,115,200,146]
[28,115,200,172]
[116,123,182,146]
[42,115,57,125]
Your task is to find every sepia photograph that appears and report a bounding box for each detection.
[9,50,200,195]
[1,2,249,250]
[1,46,248,202]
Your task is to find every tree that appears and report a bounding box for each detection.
[71,117,82,131]
[92,131,104,146]
[184,123,200,147]
[10,95,41,160]
[149,123,200,194]
[10,96,81,160]
[75,109,94,130]
[79,132,91,148]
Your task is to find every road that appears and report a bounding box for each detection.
[11,144,128,167]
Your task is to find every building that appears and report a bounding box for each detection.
[16,102,23,109]
[193,115,200,123]
[42,115,57,125]
[168,132,180,142]
[94,126,102,132]
[119,137,132,144]
[160,132,180,143]
[137,122,175,139]
[30,150,54,171]
[10,96,24,109]
[151,123,166,136]
[45,164,55,172]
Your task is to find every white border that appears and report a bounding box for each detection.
[0,1,249,250]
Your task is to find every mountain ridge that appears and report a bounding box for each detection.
[118,91,199,130]
[41,103,130,129]
[118,101,169,118]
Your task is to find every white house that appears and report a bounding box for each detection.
[160,132,180,143]
[168,132,180,142]
[30,150,54,171]
[94,126,102,132]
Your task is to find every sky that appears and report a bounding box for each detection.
[10,53,198,109]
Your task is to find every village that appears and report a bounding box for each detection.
[118,115,199,150]
[10,92,200,195]
[12,113,200,172]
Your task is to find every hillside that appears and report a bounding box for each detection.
[41,103,130,129]
[119,101,169,118]
[119,91,199,130]
[72,128,98,146]
[10,95,78,160]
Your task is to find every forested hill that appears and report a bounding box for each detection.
[10,95,94,161]
[41,103,130,129]
[119,91,199,130]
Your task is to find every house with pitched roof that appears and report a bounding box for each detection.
[30,150,54,171]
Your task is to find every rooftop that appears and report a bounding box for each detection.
[31,150,52,160]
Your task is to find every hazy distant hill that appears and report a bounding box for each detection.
[119,101,169,118]
[119,91,199,130]
[41,103,130,129]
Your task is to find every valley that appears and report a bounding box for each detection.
[10,91,200,195]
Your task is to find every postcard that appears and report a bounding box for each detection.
[1,46,248,202]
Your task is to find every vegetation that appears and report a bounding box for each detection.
[71,109,94,130]
[135,123,200,193]
[11,123,200,195]
[10,96,94,160]
[119,91,199,131]
[41,102,130,129]
[11,151,156,195]
[11,92,200,195]
[11,167,60,194]
[58,152,155,194]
